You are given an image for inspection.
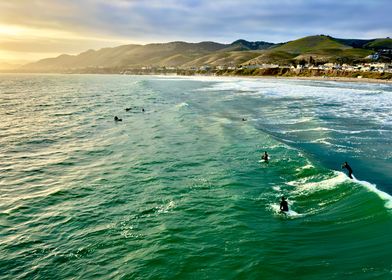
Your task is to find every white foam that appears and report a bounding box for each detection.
[289,171,392,209]
[175,102,189,108]
[308,138,354,151]
[283,127,376,135]
[288,171,348,194]
[190,77,392,128]
[270,203,303,218]
[295,164,314,171]
[157,200,176,213]
[283,127,331,134]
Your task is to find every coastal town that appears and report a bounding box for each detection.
[134,61,392,73]
[121,50,392,78]
[3,33,390,81]
[119,59,392,80]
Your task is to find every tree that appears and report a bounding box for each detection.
[298,59,306,66]
[309,56,315,65]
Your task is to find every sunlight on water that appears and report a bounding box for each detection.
[1,74,392,279]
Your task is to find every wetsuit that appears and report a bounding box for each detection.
[280,200,289,212]
[343,163,353,179]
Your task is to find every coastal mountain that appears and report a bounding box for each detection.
[23,41,228,71]
[246,35,374,65]
[18,35,391,72]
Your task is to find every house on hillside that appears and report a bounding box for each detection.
[199,65,212,71]
[365,53,380,60]
[323,63,342,70]
[342,64,355,71]
[369,63,391,72]
[242,65,261,70]
[260,64,279,69]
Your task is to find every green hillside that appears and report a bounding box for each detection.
[292,48,372,63]
[272,35,351,54]
[219,39,275,52]
[244,51,296,65]
[183,51,262,67]
[364,38,392,49]
[246,35,374,65]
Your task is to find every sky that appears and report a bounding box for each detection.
[0,0,391,66]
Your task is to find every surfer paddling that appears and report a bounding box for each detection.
[280,196,289,213]
[261,151,269,163]
[341,161,353,179]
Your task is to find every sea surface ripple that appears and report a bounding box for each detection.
[1,74,392,279]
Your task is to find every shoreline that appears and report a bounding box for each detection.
[233,75,392,84]
[152,73,392,84]
[1,71,391,84]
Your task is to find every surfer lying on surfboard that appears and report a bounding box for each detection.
[261,151,269,163]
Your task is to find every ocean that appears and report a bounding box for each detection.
[1,74,392,279]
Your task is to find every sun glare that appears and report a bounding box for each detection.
[0,25,25,36]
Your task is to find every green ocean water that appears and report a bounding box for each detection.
[1,74,392,279]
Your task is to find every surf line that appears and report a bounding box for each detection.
[351,175,392,209]
[287,170,392,210]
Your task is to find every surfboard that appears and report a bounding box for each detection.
[259,156,270,162]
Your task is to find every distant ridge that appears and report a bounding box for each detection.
[336,37,392,49]
[19,35,391,72]
[221,39,275,51]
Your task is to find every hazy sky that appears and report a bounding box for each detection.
[0,0,391,64]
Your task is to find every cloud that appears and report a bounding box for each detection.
[0,0,391,63]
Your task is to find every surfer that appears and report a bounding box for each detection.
[114,116,122,122]
[280,196,289,213]
[261,151,269,163]
[242,118,247,121]
[125,107,132,111]
[342,161,353,179]
[142,108,145,112]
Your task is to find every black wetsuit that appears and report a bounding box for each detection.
[280,200,289,212]
[343,163,353,179]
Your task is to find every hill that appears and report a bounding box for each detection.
[18,35,390,72]
[272,35,350,53]
[183,51,262,67]
[22,41,228,71]
[246,35,374,65]
[363,38,392,50]
[220,39,275,52]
